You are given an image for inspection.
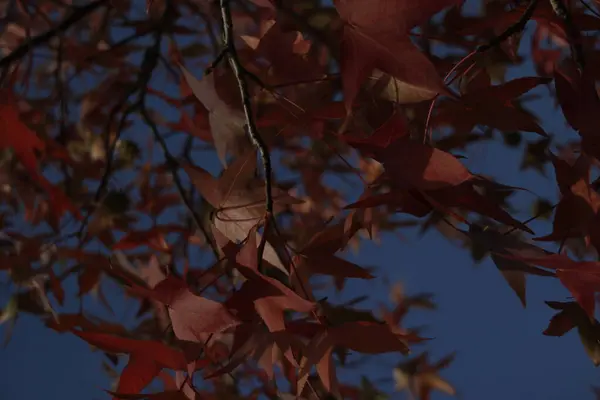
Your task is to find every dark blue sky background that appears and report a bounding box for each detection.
[1,0,599,399]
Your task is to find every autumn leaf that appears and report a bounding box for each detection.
[543,301,585,337]
[465,225,554,306]
[436,73,550,137]
[114,224,189,252]
[72,330,209,398]
[288,219,374,298]
[297,330,340,397]
[0,97,46,179]
[334,0,459,109]
[534,153,600,253]
[179,64,246,166]
[375,137,473,191]
[335,0,464,32]
[0,96,79,220]
[554,60,600,162]
[297,320,416,397]
[240,20,323,84]
[78,265,103,295]
[329,321,413,354]
[215,230,315,332]
[345,189,433,217]
[183,151,302,272]
[338,26,447,109]
[342,111,409,157]
[544,301,600,366]
[427,181,534,233]
[497,252,600,318]
[169,108,212,143]
[126,275,241,341]
[8,0,600,397]
[393,352,456,400]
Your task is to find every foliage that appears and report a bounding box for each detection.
[2,0,600,398]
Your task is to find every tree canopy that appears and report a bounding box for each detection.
[2,0,600,398]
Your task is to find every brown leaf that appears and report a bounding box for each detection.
[179,65,246,166]
[184,152,302,272]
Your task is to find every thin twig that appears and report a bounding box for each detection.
[0,0,109,71]
[76,5,174,240]
[503,203,558,236]
[183,0,220,54]
[476,0,538,53]
[219,0,274,266]
[140,105,221,260]
[424,0,538,142]
[204,48,227,75]
[580,0,600,19]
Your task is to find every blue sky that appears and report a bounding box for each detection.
[1,0,600,399]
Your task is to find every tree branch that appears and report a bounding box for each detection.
[476,0,538,53]
[0,0,109,71]
[218,0,274,264]
[140,104,221,260]
[76,2,175,241]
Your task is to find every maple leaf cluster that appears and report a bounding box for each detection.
[3,0,600,399]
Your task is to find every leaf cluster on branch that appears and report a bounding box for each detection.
[2,0,600,399]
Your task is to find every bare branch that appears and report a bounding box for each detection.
[140,104,221,260]
[0,0,109,71]
[476,0,538,53]
[76,3,175,240]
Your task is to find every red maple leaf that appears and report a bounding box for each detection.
[184,150,302,272]
[534,153,600,252]
[73,330,209,399]
[334,0,461,109]
[212,226,315,332]
[554,60,600,162]
[497,252,600,318]
[0,95,79,221]
[127,275,241,341]
[435,71,551,136]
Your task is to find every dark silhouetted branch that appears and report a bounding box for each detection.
[477,0,538,53]
[0,0,109,71]
[218,0,274,265]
